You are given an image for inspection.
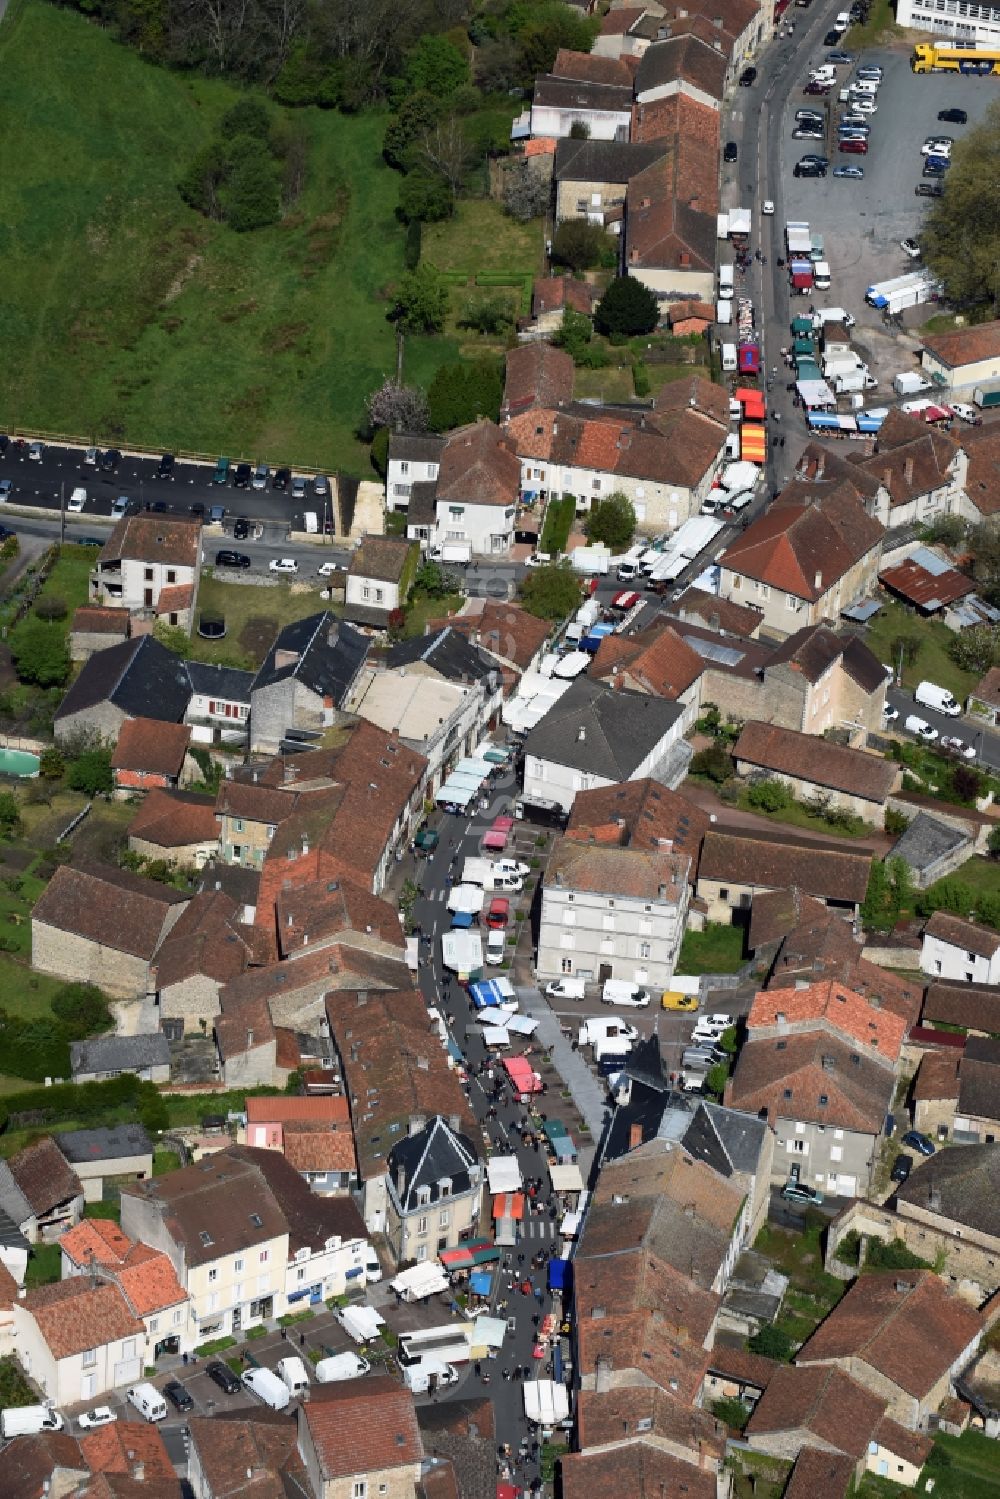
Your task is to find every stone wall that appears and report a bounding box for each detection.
[826,1197,1000,1301]
[32,921,148,999]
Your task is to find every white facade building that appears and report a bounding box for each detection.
[921,911,1000,985]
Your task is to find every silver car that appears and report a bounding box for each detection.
[252,464,269,490]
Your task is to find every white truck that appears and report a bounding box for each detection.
[398,1325,472,1368]
[719,263,735,299]
[865,271,940,314]
[429,541,472,565]
[461,857,521,892]
[569,545,611,575]
[893,371,932,397]
[822,352,863,378]
[785,221,812,256]
[401,1358,461,1395]
[578,1018,638,1050]
[243,1367,291,1411]
[833,369,877,394]
[813,260,832,292]
[337,1304,386,1344]
[276,1356,310,1396]
[316,1352,371,1383]
[1,1405,64,1439]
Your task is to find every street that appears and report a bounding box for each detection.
[887,683,1000,770]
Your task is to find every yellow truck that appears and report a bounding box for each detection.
[911,42,1000,73]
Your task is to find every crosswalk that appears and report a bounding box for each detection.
[520,1216,557,1240]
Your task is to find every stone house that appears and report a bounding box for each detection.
[921,911,1000,985]
[188,1415,305,1499]
[384,1116,484,1266]
[53,634,193,746]
[248,612,370,757]
[914,1036,1000,1145]
[69,606,130,663]
[794,1269,987,1430]
[695,827,872,925]
[386,432,443,516]
[70,1034,170,1086]
[501,341,575,420]
[111,716,192,797]
[13,1278,145,1406]
[296,1377,424,1499]
[152,888,256,1034]
[732,721,900,822]
[552,136,669,227]
[215,775,292,870]
[889,812,973,890]
[31,861,189,999]
[589,622,706,734]
[55,1125,154,1205]
[89,514,201,629]
[922,979,1000,1036]
[127,789,220,871]
[215,992,300,1090]
[0,1137,84,1245]
[852,409,967,529]
[406,419,522,559]
[343,535,418,630]
[526,275,596,332]
[433,601,552,688]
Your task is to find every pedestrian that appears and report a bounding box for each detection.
[300,1332,306,1348]
[280,1327,288,1341]
[780,436,786,448]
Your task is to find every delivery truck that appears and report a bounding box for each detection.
[813,260,832,291]
[865,271,940,314]
[785,221,812,255]
[570,545,611,575]
[398,1326,472,1368]
[974,383,1000,409]
[429,541,472,564]
[337,1305,386,1344]
[833,369,877,394]
[316,1352,370,1383]
[719,264,735,298]
[402,1358,460,1394]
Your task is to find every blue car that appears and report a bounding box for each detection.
[901,1129,936,1157]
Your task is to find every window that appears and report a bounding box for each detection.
[353,1479,368,1498]
[234,819,244,833]
[208,1268,218,1283]
[399,461,409,475]
[259,1249,269,1264]
[166,569,176,584]
[173,1309,183,1326]
[439,1209,450,1228]
[379,1487,388,1497]
[149,1318,158,1333]
[416,1244,428,1262]
[639,942,651,959]
[123,1339,136,1359]
[82,1348,97,1368]
[561,957,573,974]
[235,1259,244,1273]
[756,582,771,600]
[416,1216,428,1236]
[830,1145,843,1162]
[719,887,729,901]
[417,1186,431,1206]
[144,567,154,582]
[297,1267,306,1281]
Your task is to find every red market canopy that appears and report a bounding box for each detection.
[737,388,766,420]
[440,1237,500,1269]
[504,1056,543,1094]
[493,1192,526,1221]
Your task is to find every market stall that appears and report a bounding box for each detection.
[503,1055,543,1100]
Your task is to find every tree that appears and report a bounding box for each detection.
[0,792,21,841]
[552,219,614,272]
[38,747,65,782]
[8,618,70,688]
[411,118,474,195]
[586,491,636,550]
[989,827,1000,859]
[474,36,521,93]
[153,622,192,658]
[66,749,113,798]
[921,100,1000,316]
[970,518,1000,604]
[219,99,272,142]
[428,359,503,431]
[397,170,455,224]
[690,742,734,783]
[748,1324,794,1362]
[396,34,469,101]
[178,141,228,219]
[458,297,513,337]
[502,159,551,222]
[594,275,660,337]
[34,596,67,623]
[390,265,448,334]
[888,633,920,674]
[519,565,581,621]
[366,378,430,434]
[383,93,440,172]
[221,136,281,231]
[51,983,112,1041]
[568,119,590,140]
[949,623,1000,676]
[953,763,983,803]
[924,513,967,548]
[370,426,390,478]
[412,561,451,598]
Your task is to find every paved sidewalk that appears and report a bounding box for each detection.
[516,987,608,1143]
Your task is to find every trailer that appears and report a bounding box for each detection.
[391,1262,450,1303]
[569,546,610,575]
[398,1325,473,1368]
[974,383,1000,409]
[865,271,940,313]
[912,42,1000,73]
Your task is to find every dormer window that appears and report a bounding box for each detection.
[439,1179,452,1199]
[416,1186,431,1206]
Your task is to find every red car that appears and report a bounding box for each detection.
[839,137,867,153]
[486,897,510,930]
[803,80,831,94]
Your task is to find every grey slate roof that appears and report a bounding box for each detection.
[406,482,438,528]
[70,1032,171,1078]
[0,1203,29,1253]
[682,1101,768,1178]
[185,660,254,706]
[958,1036,1000,1121]
[0,1163,32,1231]
[524,676,683,781]
[895,1141,1000,1238]
[252,612,369,705]
[55,1124,153,1164]
[387,1116,479,1215]
[891,812,970,877]
[55,635,193,724]
[553,137,669,185]
[388,432,445,466]
[387,627,495,684]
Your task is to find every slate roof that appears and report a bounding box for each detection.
[8,1137,82,1216]
[388,431,444,466]
[22,1276,144,1359]
[387,1116,479,1215]
[111,717,191,777]
[698,827,872,904]
[32,861,188,958]
[56,1124,153,1164]
[797,1270,983,1399]
[184,660,254,705]
[251,612,369,705]
[895,1142,1000,1238]
[54,635,193,725]
[923,981,1000,1035]
[100,514,200,569]
[553,136,669,184]
[727,1031,895,1133]
[387,626,494,683]
[720,491,884,601]
[438,602,551,671]
[925,910,1000,960]
[957,1035,1000,1120]
[0,1162,33,1230]
[226,1145,366,1252]
[681,1100,768,1178]
[733,721,897,803]
[300,1376,423,1480]
[891,812,970,878]
[70,1033,170,1077]
[921,317,1000,369]
[532,75,633,113]
[524,676,682,780]
[567,777,709,859]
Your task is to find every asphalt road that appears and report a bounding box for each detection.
[887,683,1000,770]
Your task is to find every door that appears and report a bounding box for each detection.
[81,1372,96,1401]
[599,963,612,982]
[144,588,153,607]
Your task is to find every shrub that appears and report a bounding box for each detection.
[748,1324,794,1361]
[690,743,734,784]
[552,220,614,272]
[67,749,113,797]
[404,218,422,270]
[747,779,791,812]
[51,983,112,1040]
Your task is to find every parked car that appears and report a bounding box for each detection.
[833,165,865,178]
[950,402,982,425]
[739,66,757,85]
[164,1380,194,1413]
[661,991,698,1011]
[723,141,738,161]
[794,126,825,139]
[900,238,921,259]
[794,159,827,177]
[206,1361,241,1395]
[156,453,175,479]
[839,137,868,154]
[269,558,298,574]
[940,735,977,760]
[291,475,308,501]
[213,457,230,485]
[823,28,840,43]
[77,1407,116,1430]
[233,518,250,541]
[317,561,338,577]
[890,1153,913,1184]
[67,487,86,512]
[938,107,967,123]
[84,447,98,465]
[313,475,330,497]
[233,462,252,489]
[828,49,853,62]
[803,81,831,94]
[101,448,121,472]
[922,138,952,156]
[796,108,824,121]
[0,480,13,503]
[252,464,269,490]
[781,1181,825,1206]
[915,182,944,198]
[215,550,251,569]
[882,704,899,723]
[486,896,510,930]
[901,1129,936,1157]
[28,441,43,460]
[272,466,290,491]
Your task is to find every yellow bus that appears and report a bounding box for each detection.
[912,42,1000,73]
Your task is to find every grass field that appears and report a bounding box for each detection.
[0,1,466,475]
[422,200,542,277]
[677,921,746,974]
[864,600,978,703]
[191,574,335,668]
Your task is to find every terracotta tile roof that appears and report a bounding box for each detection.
[100,514,200,569]
[576,1383,725,1457]
[797,1270,984,1399]
[748,1363,888,1459]
[33,861,188,959]
[925,910,1000,961]
[625,156,717,271]
[121,1151,288,1267]
[154,582,194,617]
[552,47,634,86]
[562,1445,716,1499]
[914,1048,961,1101]
[734,721,897,804]
[246,1095,350,1126]
[523,136,557,157]
[112,717,191,777]
[282,1129,357,1174]
[855,415,960,510]
[634,34,727,101]
[226,1144,367,1254]
[0,1261,18,1309]
[348,535,414,584]
[9,1136,81,1216]
[301,1376,423,1480]
[726,1031,895,1133]
[532,276,594,317]
[60,1218,134,1269]
[567,777,709,858]
[503,341,575,413]
[115,1249,188,1316]
[962,425,1000,517]
[216,778,294,826]
[218,944,410,1025]
[770,945,922,1032]
[545,837,688,903]
[921,317,1000,370]
[706,1345,781,1390]
[668,300,715,326]
[973,666,1000,709]
[275,876,402,959]
[434,421,521,509]
[153,888,254,990]
[442,602,551,671]
[923,980,1000,1033]
[127,789,218,849]
[592,622,705,699]
[748,977,906,1061]
[599,5,644,35]
[672,586,764,636]
[699,827,872,904]
[750,888,830,950]
[880,555,974,611]
[4,1433,87,1498]
[653,374,730,427]
[721,490,884,600]
[187,1416,304,1498]
[22,1277,143,1360]
[80,1421,173,1478]
[874,1415,933,1470]
[72,607,130,637]
[782,1447,857,1499]
[506,404,722,491]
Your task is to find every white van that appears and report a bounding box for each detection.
[126,1383,167,1423]
[243,1367,291,1410]
[303,511,319,534]
[851,78,879,95]
[915,680,961,717]
[365,1247,383,1283]
[402,1358,460,1395]
[276,1356,310,1396]
[721,342,738,373]
[316,1352,371,1383]
[1,1405,64,1439]
[485,929,506,966]
[719,264,735,299]
[544,978,586,1001]
[601,979,650,1008]
[905,713,938,743]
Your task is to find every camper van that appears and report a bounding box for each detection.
[127,1384,167,1423]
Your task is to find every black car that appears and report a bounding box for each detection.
[190,501,206,517]
[0,524,13,541]
[164,1379,194,1413]
[795,161,827,176]
[723,140,738,162]
[938,107,968,124]
[902,1129,936,1157]
[150,500,168,513]
[823,27,840,42]
[915,182,944,197]
[233,462,252,489]
[233,518,250,540]
[0,435,8,455]
[890,1153,914,1184]
[101,448,122,472]
[739,66,757,85]
[205,1361,241,1395]
[273,466,291,491]
[215,549,251,569]
[156,453,174,479]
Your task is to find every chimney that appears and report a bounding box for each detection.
[775,1011,787,1028]
[816,454,825,478]
[814,570,823,591]
[449,1114,460,1130]
[408,1113,426,1136]
[246,1029,254,1049]
[629,1122,644,1150]
[301,835,309,856]
[929,1186,942,1212]
[596,1355,613,1393]
[904,456,914,485]
[577,726,586,742]
[132,1464,145,1484]
[274,649,300,671]
[883,469,892,489]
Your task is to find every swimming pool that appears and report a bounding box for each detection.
[0,748,39,778]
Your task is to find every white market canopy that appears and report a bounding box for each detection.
[549,1162,584,1194]
[487,1154,523,1194]
[472,1314,507,1349]
[441,931,483,976]
[447,884,485,915]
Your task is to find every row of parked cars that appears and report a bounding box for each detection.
[793,60,884,179]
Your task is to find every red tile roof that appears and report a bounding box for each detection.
[435,420,522,508]
[127,789,219,849]
[721,491,884,600]
[726,1031,895,1133]
[154,582,194,617]
[301,1376,423,1480]
[115,1249,188,1316]
[567,777,709,858]
[9,1136,82,1216]
[441,602,551,671]
[72,607,130,637]
[282,1130,357,1174]
[21,1278,144,1360]
[80,1421,173,1478]
[733,720,897,804]
[112,717,191,777]
[552,47,634,87]
[748,977,906,1061]
[748,1363,888,1459]
[562,1445,716,1499]
[503,344,575,415]
[699,827,872,905]
[921,318,1000,370]
[592,622,705,699]
[532,277,594,317]
[246,1095,350,1126]
[546,838,688,902]
[961,425,1000,518]
[100,515,200,569]
[925,910,1000,961]
[61,1218,134,1269]
[782,1447,857,1499]
[33,860,188,959]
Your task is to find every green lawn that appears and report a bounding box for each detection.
[191,574,334,669]
[677,921,746,974]
[573,366,638,402]
[846,0,903,47]
[0,952,68,1020]
[0,866,46,958]
[24,1243,62,1288]
[35,545,95,628]
[735,788,873,840]
[753,1220,846,1350]
[401,590,464,640]
[864,600,979,704]
[0,0,464,475]
[422,198,542,277]
[939,856,1000,895]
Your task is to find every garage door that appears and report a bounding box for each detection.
[834,1175,856,1196]
[114,1357,142,1386]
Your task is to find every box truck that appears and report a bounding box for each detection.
[429,541,472,564]
[721,342,738,372]
[865,272,939,314]
[894,371,932,397]
[974,383,1000,409]
[570,546,611,575]
[276,1356,311,1396]
[402,1358,460,1395]
[785,221,812,255]
[813,260,832,291]
[719,264,735,298]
